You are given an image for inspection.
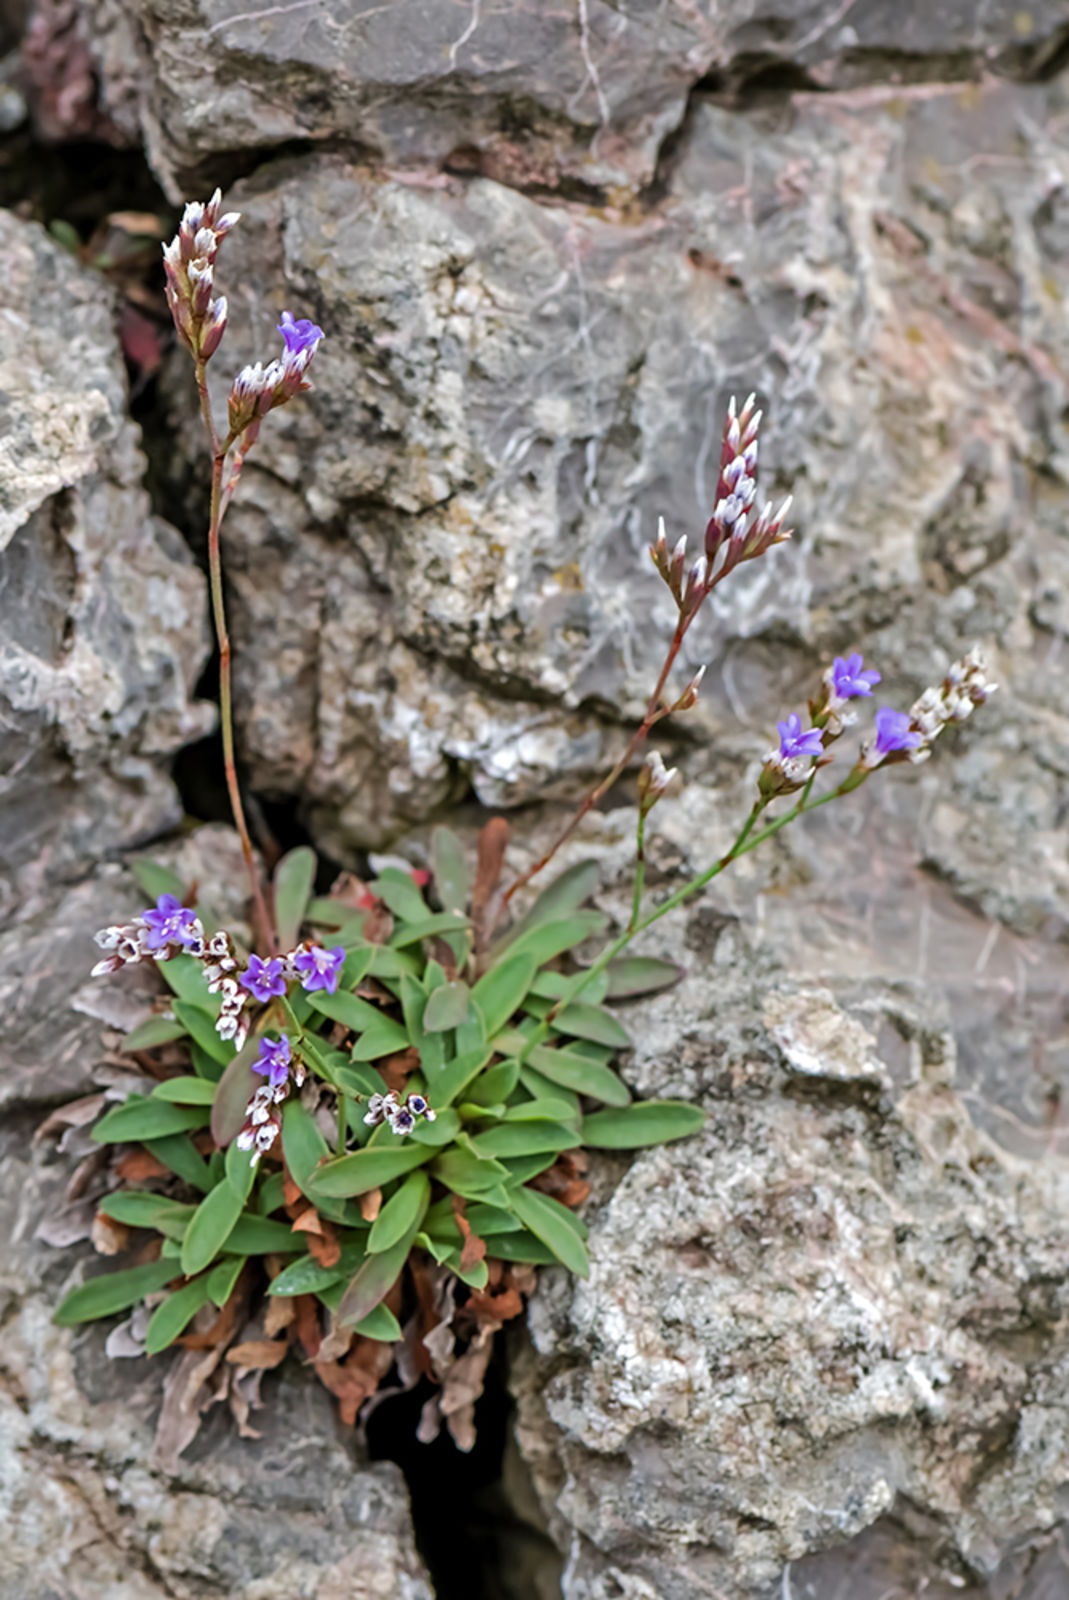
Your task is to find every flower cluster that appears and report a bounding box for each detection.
[862,647,997,770]
[234,1032,308,1164]
[363,1091,437,1138]
[162,189,239,363]
[91,894,205,976]
[227,312,325,439]
[92,896,345,1056]
[649,396,793,621]
[637,750,679,817]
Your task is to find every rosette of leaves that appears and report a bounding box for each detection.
[55,826,702,1415]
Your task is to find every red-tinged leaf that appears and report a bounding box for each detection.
[210,1035,261,1147]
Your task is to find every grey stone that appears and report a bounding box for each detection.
[0,210,213,913]
[0,838,433,1600]
[83,0,1069,201]
[161,69,1068,940]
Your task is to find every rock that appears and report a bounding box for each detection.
[510,968,1069,1599]
[0,209,213,914]
[0,836,434,1600]
[156,68,1068,936]
[82,0,1069,200]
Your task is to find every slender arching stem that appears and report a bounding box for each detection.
[627,812,647,935]
[195,361,275,951]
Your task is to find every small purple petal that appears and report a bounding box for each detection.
[872,706,924,757]
[277,310,324,357]
[240,953,288,1002]
[294,944,345,995]
[252,1033,292,1090]
[831,653,881,700]
[778,712,824,761]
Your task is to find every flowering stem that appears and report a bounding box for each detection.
[521,783,850,1063]
[503,617,691,908]
[196,360,275,953]
[628,813,647,934]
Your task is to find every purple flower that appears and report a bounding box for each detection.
[872,706,924,760]
[240,953,288,1003]
[141,893,199,951]
[391,1108,415,1136]
[830,653,881,700]
[277,311,323,359]
[252,1033,291,1090]
[294,944,345,994]
[777,713,824,762]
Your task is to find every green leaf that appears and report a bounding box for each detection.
[350,1024,413,1061]
[497,1152,564,1184]
[492,860,601,955]
[130,858,185,902]
[409,1108,461,1146]
[312,1145,430,1198]
[225,1140,257,1203]
[180,1179,244,1276]
[464,1059,520,1106]
[422,981,471,1033]
[505,913,610,968]
[269,1241,367,1297]
[93,1097,209,1144]
[206,1255,246,1308]
[429,1147,509,1200]
[53,1258,179,1326]
[159,953,219,1008]
[603,955,685,998]
[281,1098,330,1191]
[98,1192,195,1237]
[468,1121,579,1159]
[529,969,609,1005]
[399,973,428,1047]
[581,1101,706,1148]
[504,1097,578,1123]
[210,1035,261,1147]
[174,1001,234,1066]
[481,1231,559,1265]
[517,1066,581,1119]
[348,1302,403,1340]
[506,1186,590,1277]
[471,953,537,1039]
[374,868,429,922]
[390,913,471,948]
[367,946,421,979]
[190,1042,224,1083]
[422,1045,493,1108]
[431,826,470,914]
[336,1220,417,1327]
[123,1014,187,1052]
[145,1275,215,1354]
[309,987,403,1034]
[307,896,364,930]
[151,1077,217,1105]
[368,1170,430,1253]
[548,1002,632,1049]
[144,1134,213,1192]
[524,1045,631,1106]
[257,1172,287,1215]
[464,1203,523,1235]
[227,1214,303,1254]
[274,846,318,950]
[339,946,374,990]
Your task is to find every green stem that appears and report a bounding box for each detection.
[628,813,647,934]
[195,361,275,953]
[520,780,855,1064]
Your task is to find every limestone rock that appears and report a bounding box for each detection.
[157,70,1069,935]
[0,210,213,913]
[83,0,1069,200]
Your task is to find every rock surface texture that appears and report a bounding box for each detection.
[0,209,212,915]
[0,836,434,1600]
[7,0,1069,1595]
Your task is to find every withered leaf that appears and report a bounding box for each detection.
[226,1338,289,1370]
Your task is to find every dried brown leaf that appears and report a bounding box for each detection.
[380,1047,420,1095]
[227,1338,289,1370]
[35,1093,107,1142]
[113,1149,170,1182]
[293,1294,322,1360]
[359,1188,383,1223]
[264,1297,296,1339]
[471,817,510,942]
[306,1220,341,1269]
[154,1345,228,1473]
[91,1212,129,1255]
[290,1206,325,1236]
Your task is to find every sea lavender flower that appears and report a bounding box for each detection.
[141,893,201,952]
[240,954,288,1003]
[253,1034,292,1090]
[161,189,239,362]
[236,1090,282,1165]
[637,750,679,816]
[828,654,881,702]
[293,944,345,995]
[228,310,325,437]
[861,707,926,769]
[363,1090,436,1135]
[777,713,825,762]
